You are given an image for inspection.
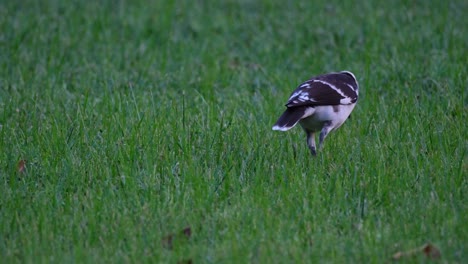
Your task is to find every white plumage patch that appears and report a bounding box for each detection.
[340,97,352,104]
[298,92,311,101]
[272,125,288,131]
[302,107,316,118]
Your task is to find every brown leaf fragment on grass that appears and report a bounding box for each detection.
[392,243,441,260]
[422,243,441,259]
[182,226,191,238]
[17,160,26,173]
[392,251,405,260]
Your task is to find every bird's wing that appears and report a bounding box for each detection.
[285,72,358,108]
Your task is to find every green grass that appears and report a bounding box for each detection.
[1,0,467,263]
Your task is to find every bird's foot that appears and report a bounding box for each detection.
[309,147,317,156]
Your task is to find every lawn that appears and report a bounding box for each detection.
[0,0,466,263]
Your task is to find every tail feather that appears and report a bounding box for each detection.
[272,107,309,131]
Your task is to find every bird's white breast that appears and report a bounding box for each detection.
[299,104,356,132]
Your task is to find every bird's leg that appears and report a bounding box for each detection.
[319,121,332,149]
[306,131,317,156]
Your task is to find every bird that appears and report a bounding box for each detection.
[272,71,359,156]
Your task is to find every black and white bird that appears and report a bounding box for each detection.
[272,71,359,156]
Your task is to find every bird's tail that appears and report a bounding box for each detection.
[272,107,311,131]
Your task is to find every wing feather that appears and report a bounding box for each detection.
[285,72,358,108]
